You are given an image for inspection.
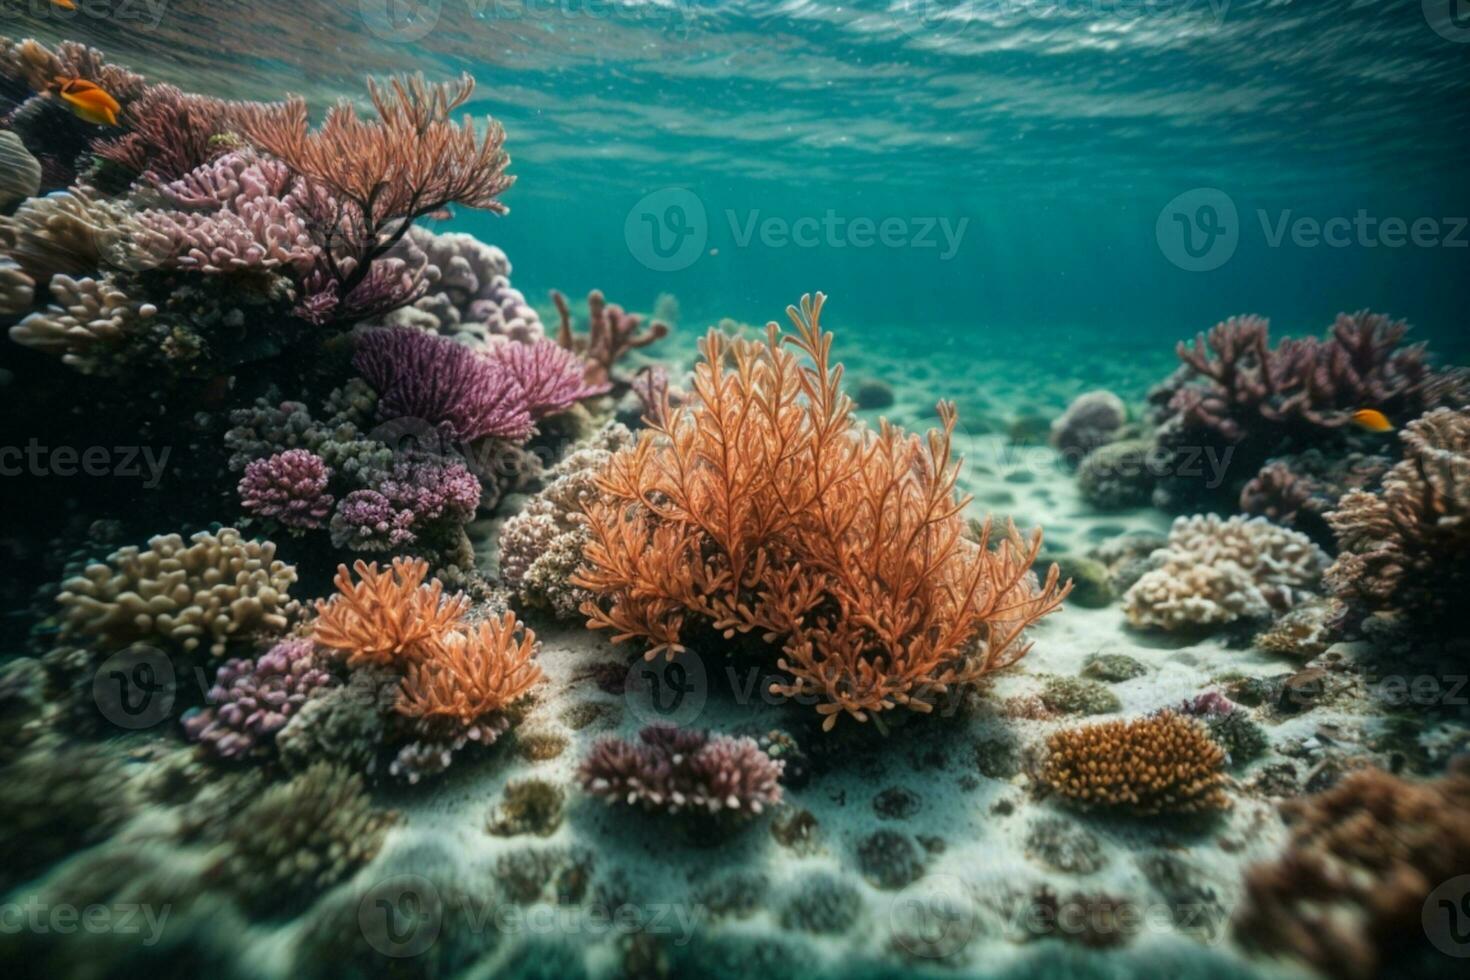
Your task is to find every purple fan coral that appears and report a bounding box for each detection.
[328,456,481,552]
[181,637,336,759]
[578,723,785,818]
[353,326,533,442]
[237,449,334,530]
[493,337,610,417]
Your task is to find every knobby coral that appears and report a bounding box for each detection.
[1123,514,1329,631]
[56,528,298,656]
[1234,763,1470,979]
[181,636,336,758]
[1326,407,1470,634]
[574,293,1069,730]
[1039,712,1229,815]
[312,558,469,668]
[578,723,784,818]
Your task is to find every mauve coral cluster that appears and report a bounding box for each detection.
[1326,407,1470,634]
[354,326,534,443]
[493,338,611,416]
[238,449,335,530]
[579,723,785,819]
[182,637,337,758]
[328,456,481,552]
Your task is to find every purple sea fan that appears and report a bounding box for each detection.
[181,637,336,759]
[492,338,611,417]
[238,449,335,530]
[578,723,784,819]
[353,326,533,442]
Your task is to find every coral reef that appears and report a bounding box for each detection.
[396,611,542,739]
[552,288,669,388]
[1123,514,1329,631]
[210,761,396,916]
[238,449,336,530]
[578,723,784,819]
[1039,712,1229,815]
[181,637,337,759]
[1235,763,1470,979]
[55,528,298,656]
[575,294,1069,729]
[1325,407,1470,634]
[498,422,635,618]
[1049,390,1127,463]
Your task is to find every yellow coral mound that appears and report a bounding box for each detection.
[1040,712,1229,815]
[573,292,1069,730]
[312,558,468,668]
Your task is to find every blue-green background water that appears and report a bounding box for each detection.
[13,0,1470,357]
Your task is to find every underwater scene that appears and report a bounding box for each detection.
[2,1,1470,978]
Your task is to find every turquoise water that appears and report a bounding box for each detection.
[18,0,1470,349]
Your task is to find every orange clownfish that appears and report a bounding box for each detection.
[51,0,77,8]
[1350,409,1394,433]
[53,76,121,127]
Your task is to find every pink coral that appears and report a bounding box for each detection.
[327,457,481,552]
[493,338,611,417]
[353,326,533,442]
[155,152,294,211]
[133,195,317,274]
[578,723,785,819]
[181,637,336,759]
[238,449,334,530]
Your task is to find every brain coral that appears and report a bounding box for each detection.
[1039,712,1229,815]
[1123,514,1329,631]
[55,528,298,656]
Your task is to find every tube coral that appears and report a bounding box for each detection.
[312,558,469,668]
[573,293,1069,730]
[1038,712,1229,815]
[552,288,668,388]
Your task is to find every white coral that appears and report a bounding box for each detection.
[1123,514,1330,631]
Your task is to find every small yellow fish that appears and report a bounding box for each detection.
[1350,409,1394,433]
[53,76,121,127]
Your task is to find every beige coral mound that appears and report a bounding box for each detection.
[1123,514,1329,631]
[1234,763,1470,979]
[56,528,297,656]
[1039,712,1229,815]
[573,292,1069,730]
[10,275,158,374]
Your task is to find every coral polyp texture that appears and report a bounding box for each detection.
[1039,712,1229,815]
[55,528,298,656]
[574,293,1070,729]
[1122,514,1330,631]
[579,723,785,819]
[396,611,543,735]
[1325,406,1470,634]
[311,557,469,668]
[1234,763,1470,979]
[238,449,335,530]
[182,636,336,758]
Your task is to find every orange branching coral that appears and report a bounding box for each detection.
[312,558,469,668]
[573,293,1069,730]
[1039,712,1229,815]
[397,612,542,730]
